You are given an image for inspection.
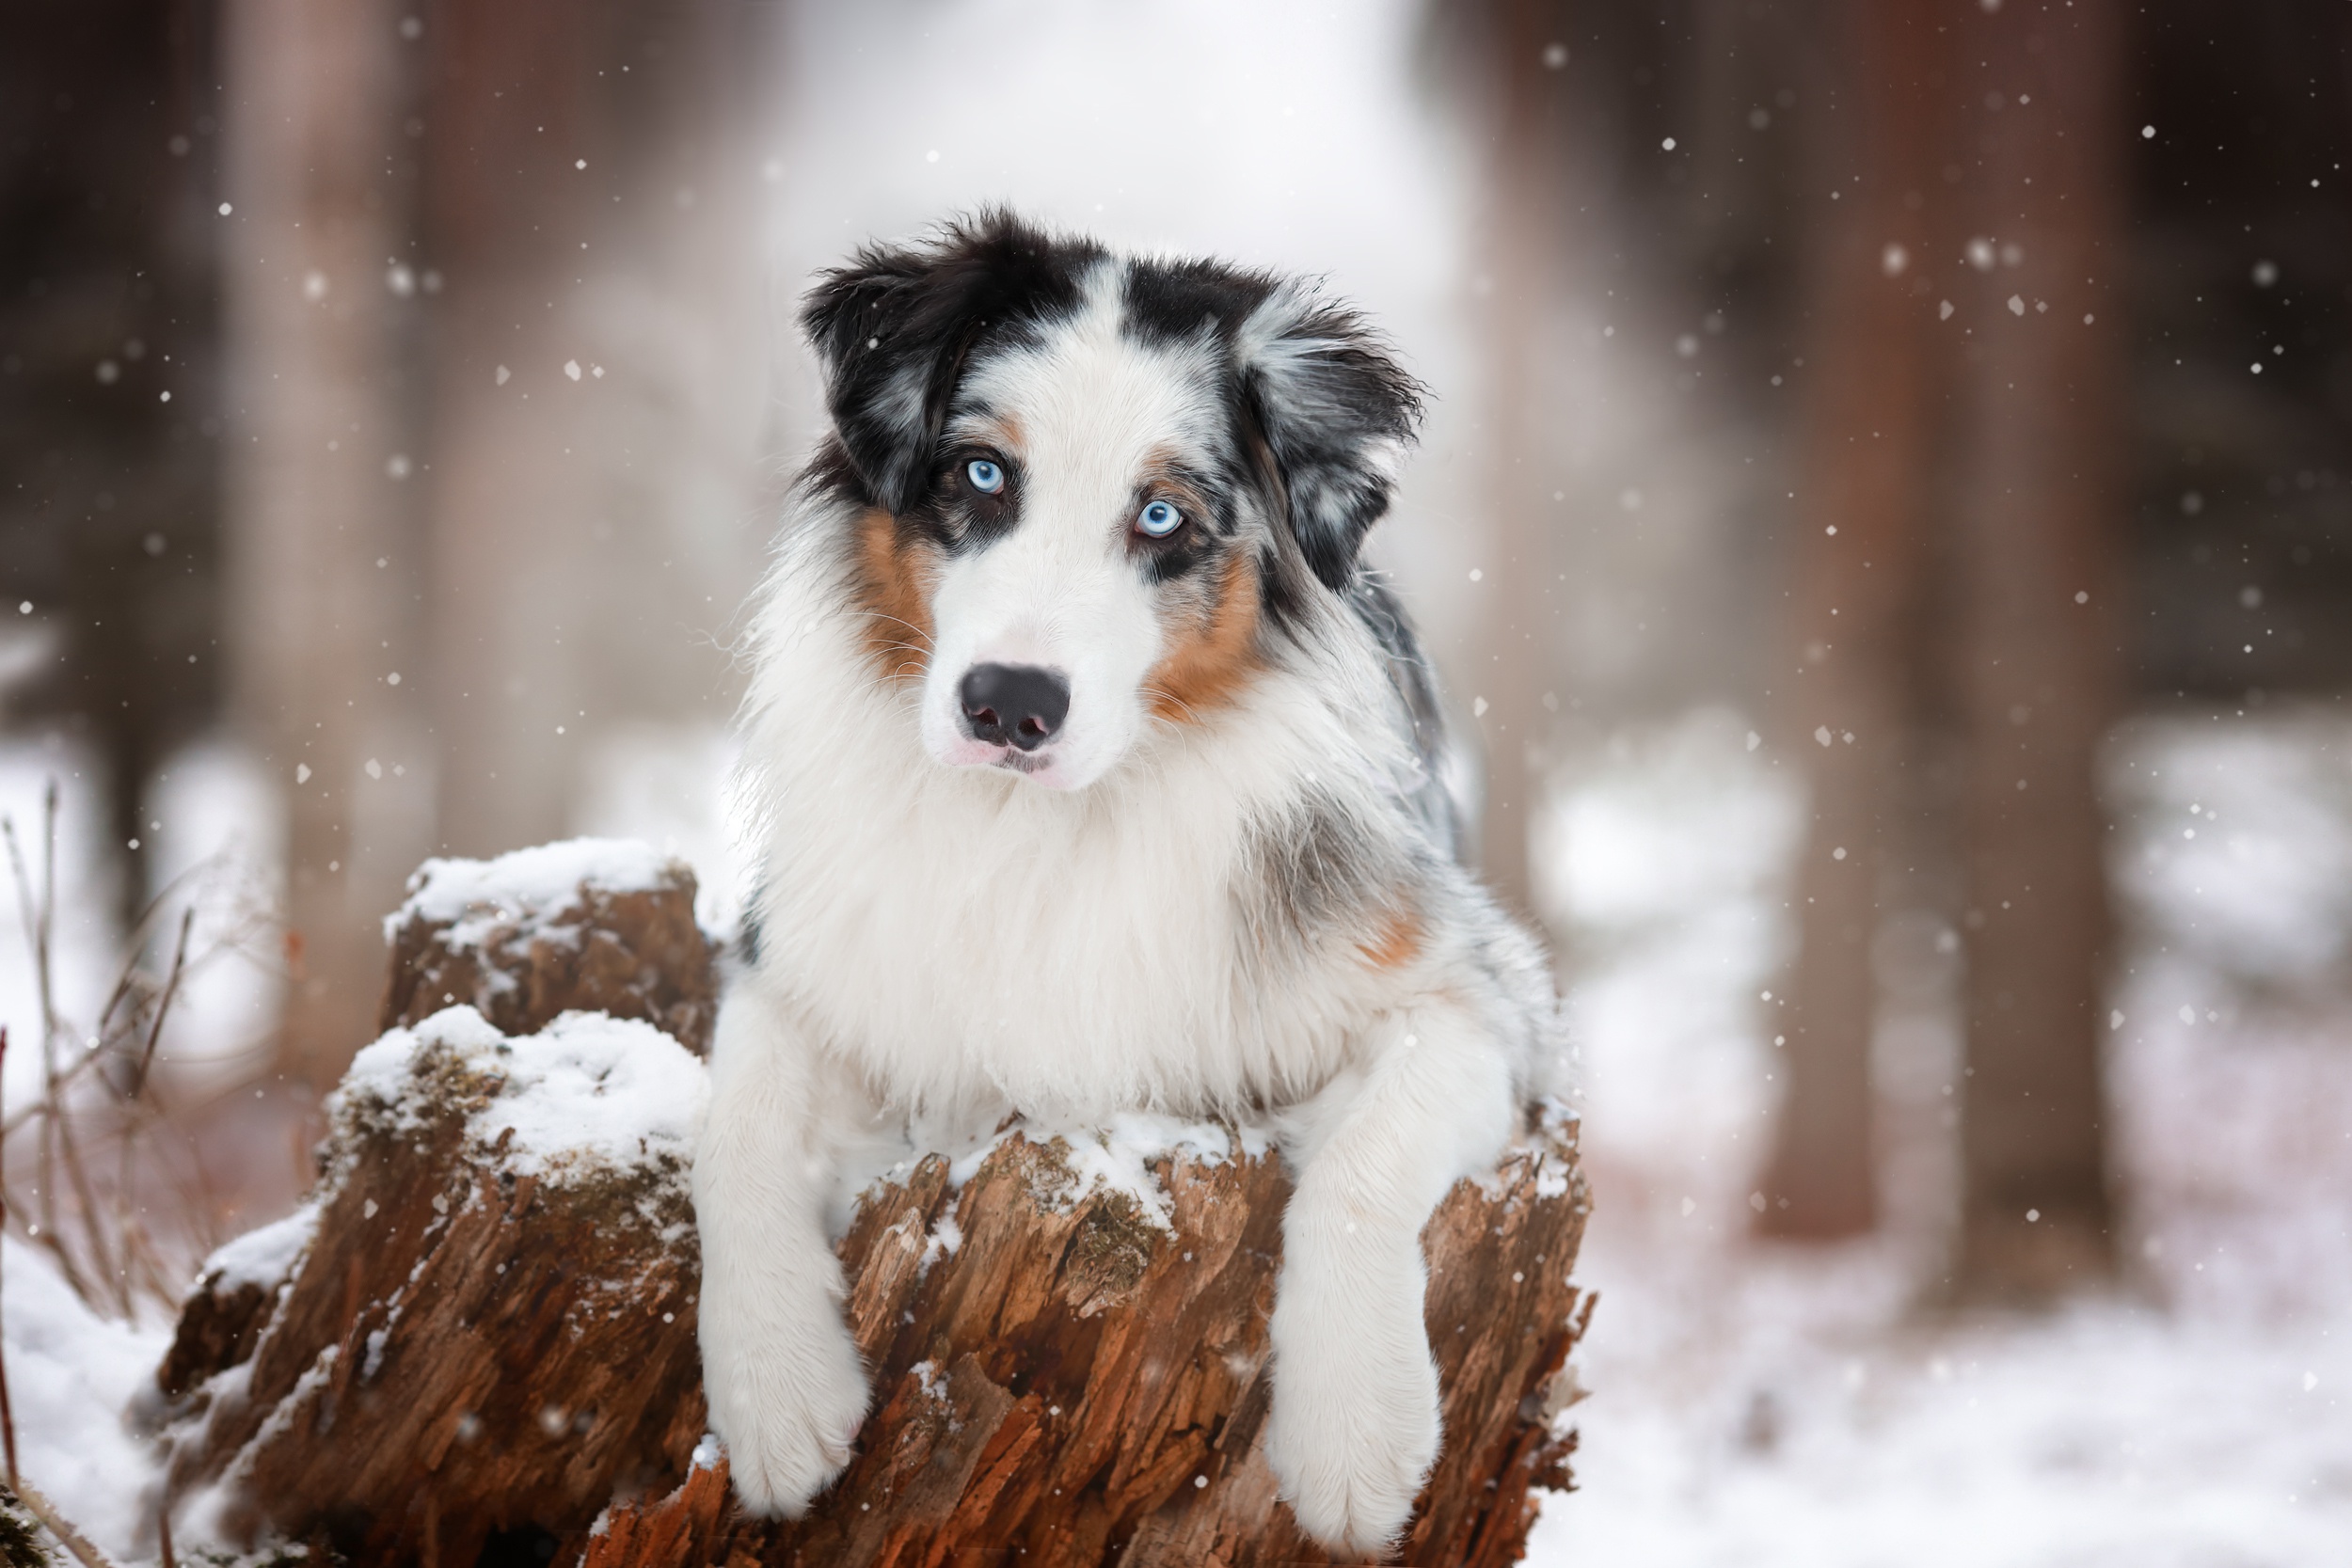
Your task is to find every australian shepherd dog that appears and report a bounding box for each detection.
[694,211,1564,1555]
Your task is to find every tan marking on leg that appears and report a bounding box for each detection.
[1146,552,1264,723]
[851,508,937,685]
[1357,906,1422,972]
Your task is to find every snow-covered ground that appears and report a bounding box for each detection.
[1527,706,2352,1567]
[6,706,2348,1560]
[2,1237,171,1559]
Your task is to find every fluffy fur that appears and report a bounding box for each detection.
[694,212,1563,1555]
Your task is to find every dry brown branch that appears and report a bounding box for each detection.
[5,1474,119,1568]
[104,911,196,1310]
[4,789,118,1310]
[0,1027,14,1495]
[1,783,277,1321]
[0,849,265,1144]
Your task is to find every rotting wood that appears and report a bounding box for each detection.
[378,850,717,1054]
[153,845,1590,1566]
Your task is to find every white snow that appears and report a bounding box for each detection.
[922,1214,962,1271]
[14,697,2347,1560]
[932,1111,1265,1232]
[470,1011,707,1180]
[1,1237,171,1559]
[388,837,685,943]
[337,1005,707,1183]
[821,1106,1282,1246]
[1522,705,2352,1567]
[199,1199,320,1291]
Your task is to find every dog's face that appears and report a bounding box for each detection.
[803,214,1422,791]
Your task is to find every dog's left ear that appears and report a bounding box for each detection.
[802,213,1091,515]
[1236,286,1426,593]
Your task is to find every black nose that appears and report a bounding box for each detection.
[959,663,1071,752]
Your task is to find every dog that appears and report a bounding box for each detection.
[693,211,1563,1555]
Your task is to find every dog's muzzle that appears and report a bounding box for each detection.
[958,662,1070,752]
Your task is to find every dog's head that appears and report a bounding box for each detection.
[802,212,1422,791]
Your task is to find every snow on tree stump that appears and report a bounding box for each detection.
[587,1114,1591,1568]
[151,841,1592,1566]
[377,839,719,1054]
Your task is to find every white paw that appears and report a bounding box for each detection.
[1265,1303,1441,1557]
[702,1311,872,1517]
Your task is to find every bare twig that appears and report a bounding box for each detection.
[0,1026,13,1494]
[28,784,131,1318]
[0,865,243,1144]
[133,908,193,1100]
[0,783,286,1320]
[49,1086,119,1318]
[107,909,197,1296]
[23,784,126,1325]
[3,802,111,1308]
[1,812,77,1300]
[6,1471,119,1568]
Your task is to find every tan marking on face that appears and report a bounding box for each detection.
[1137,445,1192,494]
[851,507,937,685]
[1145,550,1264,723]
[977,412,1025,454]
[1358,906,1422,972]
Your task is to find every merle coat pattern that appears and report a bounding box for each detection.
[694,213,1563,1555]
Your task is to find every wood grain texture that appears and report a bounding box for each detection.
[155,848,1590,1565]
[378,857,717,1054]
[580,1116,1589,1568]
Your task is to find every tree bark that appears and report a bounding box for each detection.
[1945,0,2125,1297]
[376,853,717,1053]
[1467,0,1572,927]
[153,845,1592,1565]
[1761,2,2127,1284]
[220,0,425,1082]
[1757,0,1946,1238]
[413,1,771,860]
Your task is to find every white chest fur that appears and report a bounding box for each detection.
[737,554,1398,1121]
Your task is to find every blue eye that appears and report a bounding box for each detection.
[966,458,1005,494]
[1136,499,1183,538]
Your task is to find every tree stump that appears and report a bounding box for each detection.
[375,839,719,1054]
[153,842,1592,1565]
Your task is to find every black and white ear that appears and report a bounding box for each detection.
[801,213,1089,515]
[1236,284,1426,593]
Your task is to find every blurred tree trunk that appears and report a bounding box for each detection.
[221,1,771,1086]
[1763,1,2125,1284]
[414,2,606,860]
[416,2,770,861]
[1944,0,2124,1297]
[0,0,228,938]
[1470,0,1570,924]
[221,0,423,1081]
[1756,0,1945,1238]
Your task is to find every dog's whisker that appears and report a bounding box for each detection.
[1140,685,1208,729]
[866,611,937,652]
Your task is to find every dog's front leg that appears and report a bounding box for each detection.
[691,979,877,1516]
[1266,1004,1516,1557]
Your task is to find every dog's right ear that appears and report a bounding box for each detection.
[802,213,1092,515]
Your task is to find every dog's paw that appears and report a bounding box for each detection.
[1264,1316,1441,1558]
[704,1315,872,1517]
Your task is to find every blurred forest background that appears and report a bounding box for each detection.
[4,0,2349,1560]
